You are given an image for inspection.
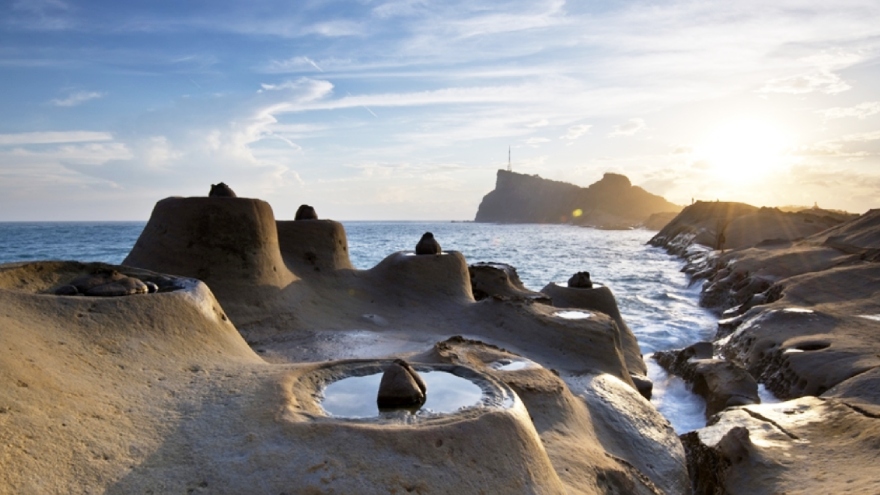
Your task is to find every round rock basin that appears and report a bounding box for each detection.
[316,362,514,422]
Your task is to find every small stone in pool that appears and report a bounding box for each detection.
[377,359,427,408]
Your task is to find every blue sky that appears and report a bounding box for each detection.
[2,0,880,220]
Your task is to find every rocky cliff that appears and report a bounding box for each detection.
[475,170,681,228]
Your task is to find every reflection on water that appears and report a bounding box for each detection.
[553,310,592,320]
[322,370,483,418]
[491,359,539,371]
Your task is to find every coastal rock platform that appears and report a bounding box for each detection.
[1,195,690,494]
[650,202,880,492]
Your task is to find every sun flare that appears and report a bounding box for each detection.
[694,119,792,181]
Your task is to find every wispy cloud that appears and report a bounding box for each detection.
[821,102,880,120]
[50,90,104,107]
[559,124,591,140]
[759,70,850,95]
[609,118,645,137]
[0,131,113,146]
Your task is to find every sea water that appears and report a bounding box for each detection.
[0,220,717,432]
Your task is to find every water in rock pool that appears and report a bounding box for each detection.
[322,370,484,418]
[0,220,720,432]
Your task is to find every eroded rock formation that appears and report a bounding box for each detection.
[650,204,880,492]
[0,193,688,494]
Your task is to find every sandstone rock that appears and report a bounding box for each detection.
[294,204,318,220]
[541,282,647,377]
[54,284,79,296]
[377,359,426,408]
[567,271,593,288]
[682,397,880,494]
[276,219,353,274]
[654,342,759,417]
[208,182,236,197]
[122,197,295,293]
[630,373,654,400]
[83,276,149,297]
[415,232,441,255]
[468,262,549,302]
[649,202,849,255]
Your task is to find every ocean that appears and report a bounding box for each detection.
[0,220,718,432]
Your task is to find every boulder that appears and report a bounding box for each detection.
[415,232,441,255]
[294,204,318,220]
[376,359,427,408]
[468,262,549,302]
[567,271,593,288]
[209,182,236,197]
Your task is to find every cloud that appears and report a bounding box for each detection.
[609,118,645,137]
[559,124,591,140]
[526,137,550,146]
[0,131,113,146]
[50,90,104,107]
[791,130,880,158]
[821,102,880,120]
[258,78,335,100]
[12,0,68,13]
[758,70,850,95]
[263,56,325,73]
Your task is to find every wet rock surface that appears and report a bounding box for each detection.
[654,342,759,417]
[376,359,427,408]
[651,204,880,493]
[682,397,880,494]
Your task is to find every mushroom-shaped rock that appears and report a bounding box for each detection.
[209,182,237,197]
[541,282,646,377]
[377,359,426,408]
[276,219,353,273]
[294,204,318,220]
[567,271,593,288]
[415,232,441,255]
[122,197,294,291]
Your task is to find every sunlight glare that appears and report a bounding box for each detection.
[694,120,792,181]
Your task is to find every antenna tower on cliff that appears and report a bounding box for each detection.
[507,146,512,172]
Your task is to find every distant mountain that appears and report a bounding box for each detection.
[474,170,681,229]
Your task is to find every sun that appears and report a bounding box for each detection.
[693,119,792,181]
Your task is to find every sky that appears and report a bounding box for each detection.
[2,0,880,221]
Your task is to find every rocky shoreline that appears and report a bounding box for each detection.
[1,193,688,494]
[648,201,880,494]
[3,192,876,493]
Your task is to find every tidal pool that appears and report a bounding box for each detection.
[554,310,592,320]
[322,370,483,418]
